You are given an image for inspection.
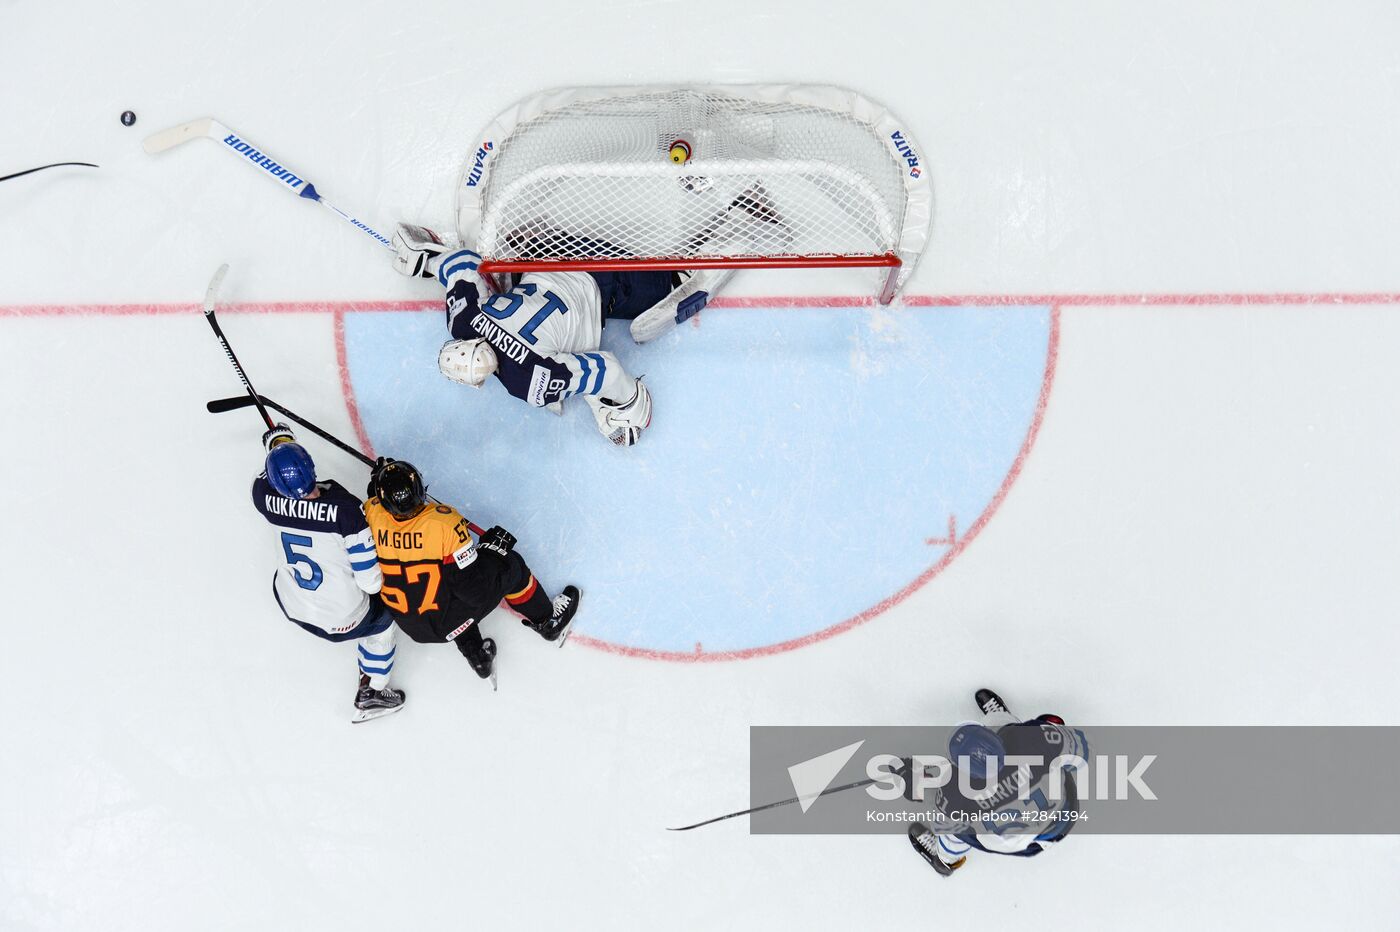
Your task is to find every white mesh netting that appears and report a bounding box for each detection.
[461,88,924,271]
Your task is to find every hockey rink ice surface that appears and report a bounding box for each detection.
[4,3,1400,930]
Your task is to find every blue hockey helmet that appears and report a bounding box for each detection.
[948,723,1005,780]
[266,442,317,499]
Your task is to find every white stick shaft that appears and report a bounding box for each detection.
[203,263,230,314]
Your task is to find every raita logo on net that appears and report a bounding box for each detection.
[890,130,921,178]
[464,140,494,187]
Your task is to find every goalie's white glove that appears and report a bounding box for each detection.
[392,223,449,278]
[590,379,653,447]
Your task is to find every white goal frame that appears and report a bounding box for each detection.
[456,85,932,304]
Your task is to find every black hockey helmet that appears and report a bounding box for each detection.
[375,460,427,518]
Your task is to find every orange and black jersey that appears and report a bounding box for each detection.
[363,499,503,643]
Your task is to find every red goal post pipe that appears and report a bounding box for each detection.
[477,253,904,305]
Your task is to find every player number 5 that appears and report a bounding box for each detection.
[280,532,323,591]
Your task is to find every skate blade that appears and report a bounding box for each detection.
[489,669,498,692]
[351,703,405,724]
[555,588,580,648]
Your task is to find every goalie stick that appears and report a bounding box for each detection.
[0,162,98,184]
[206,393,485,537]
[143,118,393,251]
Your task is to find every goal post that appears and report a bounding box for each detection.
[457,85,932,304]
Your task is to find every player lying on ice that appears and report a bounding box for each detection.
[906,689,1088,877]
[363,457,580,688]
[252,425,405,723]
[390,223,733,446]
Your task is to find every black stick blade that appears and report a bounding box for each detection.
[206,395,263,414]
[0,162,99,184]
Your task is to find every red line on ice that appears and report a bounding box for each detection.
[0,299,440,317]
[569,305,1063,662]
[925,514,958,547]
[5,291,1400,317]
[333,308,377,459]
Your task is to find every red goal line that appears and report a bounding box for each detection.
[4,291,1400,318]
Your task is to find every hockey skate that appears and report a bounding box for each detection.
[908,822,965,878]
[352,681,407,724]
[975,688,1010,717]
[528,585,581,647]
[465,637,498,691]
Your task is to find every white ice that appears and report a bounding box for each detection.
[3,2,1400,929]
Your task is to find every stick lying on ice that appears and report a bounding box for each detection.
[143,117,392,250]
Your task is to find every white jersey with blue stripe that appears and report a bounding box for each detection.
[439,251,637,407]
[933,720,1090,855]
[251,476,384,637]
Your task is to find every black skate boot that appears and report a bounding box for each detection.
[352,677,406,724]
[529,585,580,646]
[465,637,498,691]
[908,822,965,878]
[975,688,1010,717]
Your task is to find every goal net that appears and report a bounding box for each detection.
[457,85,932,304]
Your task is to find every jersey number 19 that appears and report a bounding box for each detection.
[482,282,568,345]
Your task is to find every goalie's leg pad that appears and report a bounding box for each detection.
[629,267,736,344]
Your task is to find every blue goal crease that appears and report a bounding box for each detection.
[343,304,1053,654]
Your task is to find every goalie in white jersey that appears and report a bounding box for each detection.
[392,223,731,446]
[252,425,405,722]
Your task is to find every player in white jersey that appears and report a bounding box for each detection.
[907,688,1088,877]
[252,426,405,722]
[390,223,732,446]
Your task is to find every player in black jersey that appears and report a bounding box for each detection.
[362,458,581,687]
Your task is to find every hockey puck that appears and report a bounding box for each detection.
[120,110,136,127]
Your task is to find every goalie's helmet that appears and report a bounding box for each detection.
[375,460,427,518]
[266,442,317,500]
[438,338,498,388]
[948,723,1005,780]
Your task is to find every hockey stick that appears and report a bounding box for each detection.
[0,162,98,183]
[207,393,486,535]
[667,775,881,831]
[201,264,275,430]
[208,394,367,464]
[142,118,392,250]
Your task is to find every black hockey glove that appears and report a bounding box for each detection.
[478,525,516,558]
[367,456,396,500]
